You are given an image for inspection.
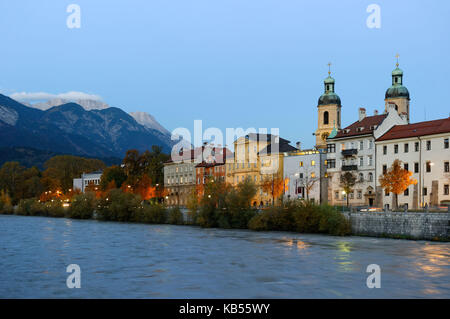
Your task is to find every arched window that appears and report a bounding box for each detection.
[359,173,364,182]
[323,111,329,125]
[368,172,373,182]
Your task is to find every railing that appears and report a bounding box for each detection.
[342,165,358,171]
[341,149,358,156]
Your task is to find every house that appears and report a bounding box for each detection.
[73,170,103,193]
[376,117,450,209]
[283,148,328,204]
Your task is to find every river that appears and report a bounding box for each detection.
[0,215,449,298]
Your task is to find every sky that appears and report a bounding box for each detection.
[1,0,449,149]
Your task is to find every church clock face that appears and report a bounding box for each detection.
[321,132,329,141]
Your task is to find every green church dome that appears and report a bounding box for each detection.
[318,92,341,106]
[385,85,410,99]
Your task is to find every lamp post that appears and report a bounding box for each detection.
[342,190,347,212]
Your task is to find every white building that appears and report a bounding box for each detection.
[375,117,450,209]
[326,105,407,207]
[73,170,103,192]
[283,149,327,204]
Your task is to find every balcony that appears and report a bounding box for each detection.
[341,149,358,157]
[342,165,358,171]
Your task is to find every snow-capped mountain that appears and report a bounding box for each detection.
[129,111,171,135]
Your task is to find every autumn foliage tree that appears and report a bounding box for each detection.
[261,174,285,205]
[379,159,417,210]
[339,172,357,207]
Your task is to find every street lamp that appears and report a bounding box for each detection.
[342,190,347,212]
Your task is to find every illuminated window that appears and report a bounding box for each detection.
[299,161,303,167]
[311,160,315,166]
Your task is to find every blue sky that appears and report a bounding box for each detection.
[1,0,449,148]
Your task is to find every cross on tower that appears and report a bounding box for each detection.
[328,62,332,75]
[395,53,400,67]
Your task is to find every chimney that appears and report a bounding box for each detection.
[296,141,301,150]
[387,102,397,113]
[358,108,366,121]
[374,110,379,115]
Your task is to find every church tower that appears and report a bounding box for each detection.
[315,63,342,149]
[384,54,410,122]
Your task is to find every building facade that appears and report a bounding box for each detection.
[376,117,450,209]
[73,170,103,193]
[283,149,328,204]
[195,147,232,197]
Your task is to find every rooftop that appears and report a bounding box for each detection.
[329,114,387,139]
[377,117,450,141]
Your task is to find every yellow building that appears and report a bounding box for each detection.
[226,133,296,206]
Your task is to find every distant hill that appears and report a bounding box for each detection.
[0,94,176,161]
[0,147,122,170]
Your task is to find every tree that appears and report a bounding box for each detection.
[42,155,105,192]
[261,174,284,205]
[100,165,127,190]
[297,166,319,201]
[379,159,417,210]
[0,162,25,204]
[339,172,357,207]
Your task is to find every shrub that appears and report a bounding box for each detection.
[44,200,66,218]
[16,198,45,216]
[167,207,184,225]
[137,203,167,224]
[248,201,351,236]
[69,192,97,219]
[96,189,142,222]
[0,190,14,215]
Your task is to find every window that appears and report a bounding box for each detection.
[404,143,409,153]
[327,159,336,169]
[385,189,389,196]
[359,157,364,167]
[323,111,329,125]
[445,161,450,173]
[368,140,373,149]
[349,191,354,199]
[311,160,316,166]
[359,141,364,150]
[357,190,362,199]
[426,161,432,173]
[383,145,387,155]
[414,162,419,173]
[368,156,373,166]
[415,142,419,152]
[404,163,409,171]
[368,172,373,182]
[426,140,431,151]
[327,143,336,153]
[359,173,364,182]
[394,144,398,154]
[335,191,339,199]
[311,172,316,178]
[404,187,409,196]
[445,138,449,149]
[444,185,449,195]
[383,165,387,174]
[299,161,303,167]
[423,187,428,196]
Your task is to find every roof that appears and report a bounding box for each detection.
[329,114,387,140]
[376,117,450,142]
[195,147,233,167]
[240,133,291,144]
[167,146,233,164]
[258,142,297,156]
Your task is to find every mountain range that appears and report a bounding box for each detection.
[0,94,175,164]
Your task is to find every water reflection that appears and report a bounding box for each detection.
[0,215,449,298]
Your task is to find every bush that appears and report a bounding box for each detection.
[44,200,66,218]
[16,198,45,216]
[248,201,351,236]
[68,192,97,219]
[0,190,14,215]
[137,203,167,224]
[167,207,184,225]
[96,189,142,222]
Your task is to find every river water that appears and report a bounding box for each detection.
[0,215,449,298]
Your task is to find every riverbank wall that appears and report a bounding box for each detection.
[343,211,450,240]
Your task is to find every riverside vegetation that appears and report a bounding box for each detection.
[0,174,351,236]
